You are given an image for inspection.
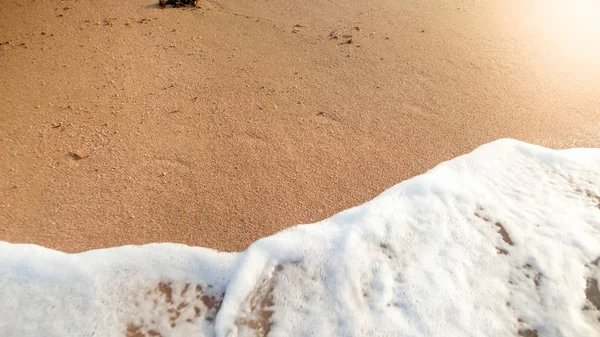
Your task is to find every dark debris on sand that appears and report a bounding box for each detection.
[159,0,199,8]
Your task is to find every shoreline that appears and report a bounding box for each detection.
[1,0,599,252]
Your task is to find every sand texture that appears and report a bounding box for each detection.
[1,0,599,252]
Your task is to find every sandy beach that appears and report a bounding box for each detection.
[1,0,599,253]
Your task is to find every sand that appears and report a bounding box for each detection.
[0,0,599,253]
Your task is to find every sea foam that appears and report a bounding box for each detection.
[2,139,599,337]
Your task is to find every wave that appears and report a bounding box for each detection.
[1,139,599,337]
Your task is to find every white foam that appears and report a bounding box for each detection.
[2,139,600,337]
[0,243,237,337]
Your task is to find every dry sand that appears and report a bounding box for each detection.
[1,0,599,253]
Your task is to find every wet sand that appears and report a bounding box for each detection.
[1,0,599,252]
